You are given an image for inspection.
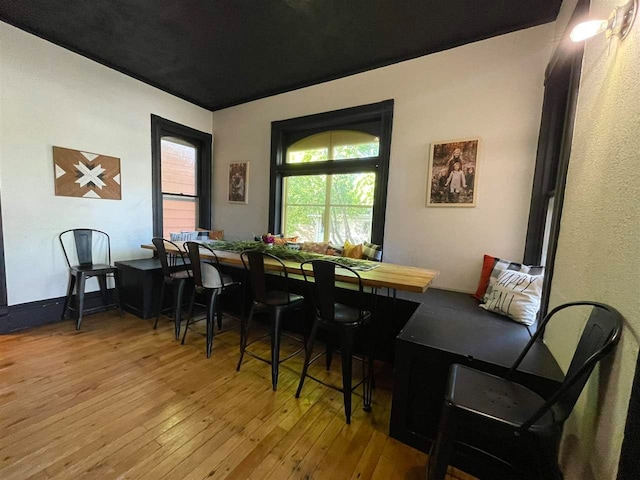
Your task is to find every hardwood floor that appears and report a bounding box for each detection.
[0,311,476,480]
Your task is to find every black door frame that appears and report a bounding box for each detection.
[0,189,7,317]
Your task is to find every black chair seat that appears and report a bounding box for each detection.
[168,270,191,281]
[71,264,115,273]
[332,303,371,326]
[264,290,304,307]
[448,364,555,434]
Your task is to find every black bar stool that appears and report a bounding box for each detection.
[236,249,305,390]
[180,241,242,357]
[296,259,373,424]
[152,238,192,340]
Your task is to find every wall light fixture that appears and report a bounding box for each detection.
[570,0,637,42]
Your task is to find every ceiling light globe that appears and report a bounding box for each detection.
[570,19,610,42]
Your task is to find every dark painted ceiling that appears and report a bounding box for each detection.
[0,1,561,111]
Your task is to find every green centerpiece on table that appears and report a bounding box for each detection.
[204,240,378,270]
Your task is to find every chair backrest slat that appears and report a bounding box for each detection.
[59,228,111,268]
[513,302,622,431]
[185,241,224,289]
[300,259,365,323]
[152,237,188,278]
[241,250,291,304]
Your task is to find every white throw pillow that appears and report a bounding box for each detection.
[480,270,543,326]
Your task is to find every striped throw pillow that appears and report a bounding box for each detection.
[483,258,544,303]
[362,242,382,262]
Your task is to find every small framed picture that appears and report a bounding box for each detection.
[228,162,249,204]
[426,138,479,207]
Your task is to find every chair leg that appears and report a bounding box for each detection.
[427,402,456,480]
[61,273,76,320]
[270,306,284,391]
[339,329,355,424]
[206,290,218,358]
[174,280,186,340]
[113,270,124,318]
[236,304,255,371]
[326,343,333,370]
[181,289,196,345]
[154,281,166,329]
[216,294,223,330]
[362,354,373,412]
[75,273,87,330]
[295,320,319,398]
[363,325,374,412]
[98,275,109,307]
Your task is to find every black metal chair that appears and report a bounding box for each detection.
[59,228,123,330]
[152,237,192,340]
[296,259,374,424]
[236,250,305,390]
[180,241,242,357]
[427,301,623,480]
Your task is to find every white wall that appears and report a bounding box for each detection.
[0,23,212,305]
[211,24,554,292]
[544,0,640,478]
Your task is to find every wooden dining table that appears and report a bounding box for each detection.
[141,242,439,294]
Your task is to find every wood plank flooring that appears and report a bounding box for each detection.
[0,311,476,480]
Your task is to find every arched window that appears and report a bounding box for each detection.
[283,130,379,244]
[270,100,393,246]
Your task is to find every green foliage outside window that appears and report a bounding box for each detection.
[284,142,378,244]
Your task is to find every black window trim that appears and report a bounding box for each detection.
[269,99,394,246]
[523,0,587,317]
[151,114,212,238]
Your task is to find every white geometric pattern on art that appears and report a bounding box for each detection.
[75,162,106,189]
[113,173,121,185]
[55,165,66,179]
[81,152,99,162]
[82,190,101,199]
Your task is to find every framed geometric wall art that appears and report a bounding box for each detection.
[426,137,480,207]
[53,146,121,200]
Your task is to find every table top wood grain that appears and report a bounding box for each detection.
[141,243,439,293]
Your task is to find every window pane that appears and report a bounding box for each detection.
[328,206,373,245]
[162,196,197,239]
[332,143,379,159]
[284,175,327,205]
[330,173,375,206]
[286,130,379,163]
[287,148,328,164]
[161,138,197,195]
[540,196,555,266]
[284,206,325,242]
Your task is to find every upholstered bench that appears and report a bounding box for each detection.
[389,288,563,476]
